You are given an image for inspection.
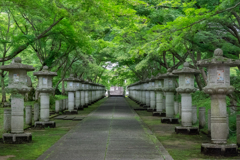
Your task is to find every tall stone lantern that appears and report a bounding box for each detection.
[173,62,200,134]
[34,66,57,128]
[144,78,150,108]
[153,73,165,116]
[161,69,179,124]
[64,74,78,114]
[0,57,34,143]
[197,49,238,156]
[74,77,82,110]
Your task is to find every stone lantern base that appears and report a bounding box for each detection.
[161,117,179,124]
[2,133,32,144]
[201,143,238,156]
[35,121,56,128]
[175,126,199,135]
[64,110,78,115]
[152,111,166,117]
[147,108,155,112]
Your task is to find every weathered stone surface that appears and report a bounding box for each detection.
[34,103,40,121]
[11,94,24,134]
[3,133,32,144]
[199,107,206,129]
[35,121,55,128]
[68,92,74,112]
[4,109,11,132]
[25,106,32,126]
[201,143,237,156]
[40,93,50,122]
[208,109,211,134]
[237,115,240,146]
[175,126,199,135]
[192,105,197,124]
[55,100,60,113]
[174,101,179,115]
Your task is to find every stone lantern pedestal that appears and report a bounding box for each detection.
[173,62,200,134]
[80,80,85,108]
[197,49,238,156]
[64,74,78,114]
[152,74,165,116]
[84,81,89,108]
[160,69,179,124]
[34,66,57,128]
[75,77,84,110]
[0,57,34,143]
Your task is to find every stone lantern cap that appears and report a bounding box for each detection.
[155,73,164,91]
[159,68,178,78]
[33,66,57,93]
[64,74,79,82]
[197,48,240,67]
[160,69,177,92]
[0,57,35,71]
[33,66,57,76]
[0,57,35,93]
[173,62,200,93]
[173,62,200,75]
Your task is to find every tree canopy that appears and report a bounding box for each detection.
[1,0,240,102]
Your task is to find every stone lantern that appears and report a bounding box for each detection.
[161,69,179,124]
[33,66,57,128]
[140,81,146,107]
[152,73,165,116]
[173,62,200,134]
[0,57,34,143]
[197,49,239,156]
[144,78,150,108]
[74,77,82,110]
[79,78,85,108]
[64,74,78,114]
[148,76,156,112]
[83,80,89,107]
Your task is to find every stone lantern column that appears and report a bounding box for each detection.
[173,62,200,134]
[80,80,85,108]
[84,82,89,107]
[89,83,93,104]
[74,77,81,110]
[34,66,57,128]
[197,48,238,156]
[148,77,156,112]
[161,69,179,124]
[144,79,150,108]
[153,74,164,116]
[0,57,34,143]
[64,74,78,114]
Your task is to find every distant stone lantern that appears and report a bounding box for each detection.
[34,66,57,128]
[148,76,156,112]
[197,49,239,156]
[0,57,34,143]
[64,74,78,114]
[144,78,150,108]
[152,73,165,116]
[173,62,200,134]
[74,77,82,110]
[161,69,179,124]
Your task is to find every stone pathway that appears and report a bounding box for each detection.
[37,97,172,160]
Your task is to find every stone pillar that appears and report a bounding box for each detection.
[25,106,32,126]
[162,97,166,112]
[11,94,24,133]
[75,91,81,109]
[208,109,211,134]
[40,93,50,122]
[179,102,181,119]
[68,92,75,112]
[4,109,11,132]
[237,115,240,146]
[85,90,88,106]
[150,90,156,110]
[192,105,197,124]
[81,90,85,107]
[199,107,206,129]
[59,100,63,112]
[62,99,66,110]
[174,101,179,115]
[165,92,174,118]
[156,91,163,112]
[66,99,68,110]
[34,103,40,122]
[146,91,150,107]
[211,94,228,143]
[55,100,60,113]
[181,94,192,126]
